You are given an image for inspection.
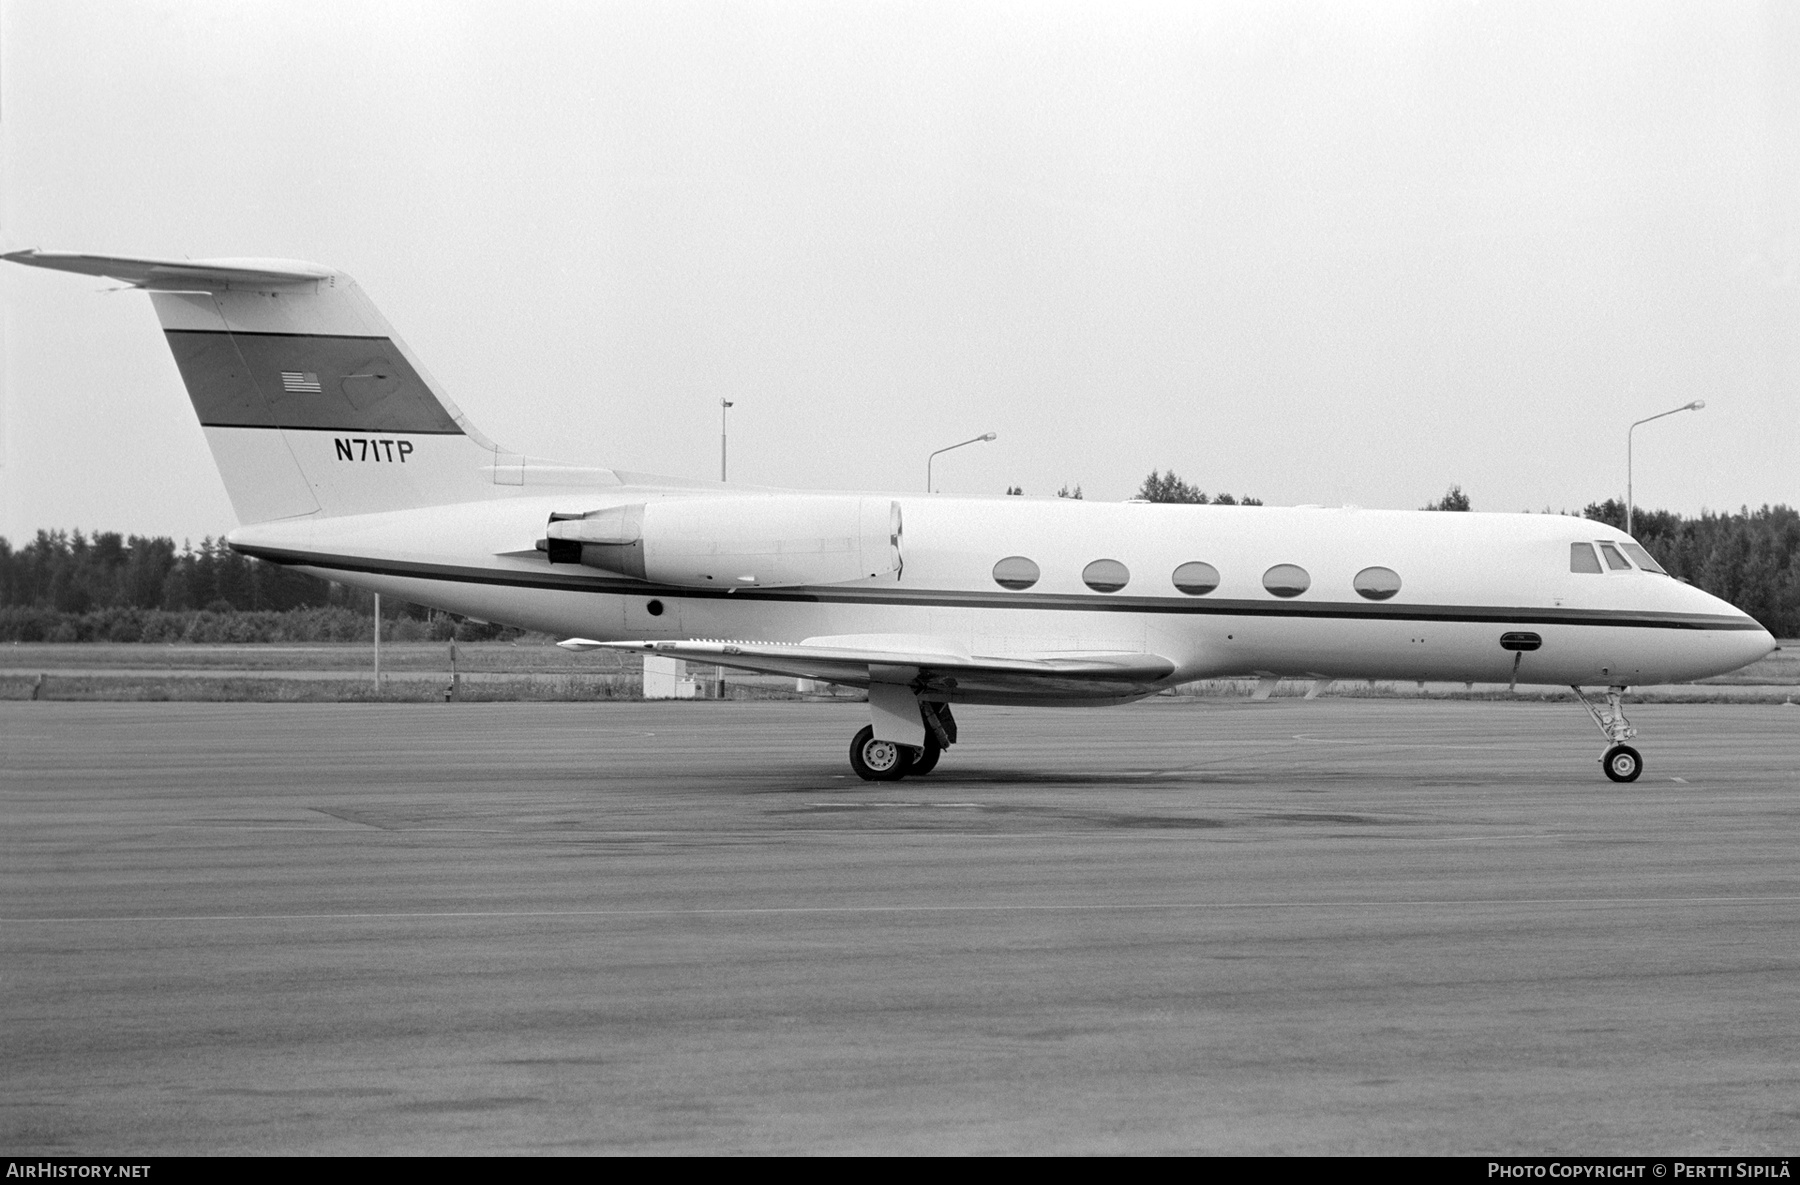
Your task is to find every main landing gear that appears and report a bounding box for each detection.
[1571,685,1642,783]
[849,702,956,781]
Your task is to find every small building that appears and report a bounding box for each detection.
[642,654,697,699]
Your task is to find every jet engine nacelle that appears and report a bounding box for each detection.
[542,495,903,588]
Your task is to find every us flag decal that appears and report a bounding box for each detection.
[281,371,322,393]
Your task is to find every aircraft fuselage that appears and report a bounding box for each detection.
[230,490,1774,702]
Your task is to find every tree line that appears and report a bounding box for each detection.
[1,530,332,616]
[1136,470,1264,505]
[0,531,512,643]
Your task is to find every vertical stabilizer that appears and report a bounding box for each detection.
[4,251,527,522]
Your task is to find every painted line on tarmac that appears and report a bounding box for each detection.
[1289,734,1522,750]
[183,825,517,833]
[8,893,1800,926]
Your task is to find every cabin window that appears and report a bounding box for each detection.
[1598,542,1632,571]
[1620,542,1667,575]
[1082,559,1130,593]
[1570,543,1603,574]
[993,556,1040,590]
[1262,563,1310,598]
[1353,566,1402,601]
[1171,561,1220,595]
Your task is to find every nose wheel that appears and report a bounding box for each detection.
[1601,744,1643,783]
[1572,685,1644,782]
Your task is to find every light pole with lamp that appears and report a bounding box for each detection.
[1627,400,1704,536]
[712,397,736,699]
[927,432,997,492]
[720,399,734,481]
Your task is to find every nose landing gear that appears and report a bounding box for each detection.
[1571,685,1643,782]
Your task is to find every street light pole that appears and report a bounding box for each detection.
[715,397,738,697]
[927,432,997,493]
[720,399,734,482]
[1627,400,1705,536]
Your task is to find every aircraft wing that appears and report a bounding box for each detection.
[563,634,1177,700]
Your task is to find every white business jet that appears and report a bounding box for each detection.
[5,250,1776,783]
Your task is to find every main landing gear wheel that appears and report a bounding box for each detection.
[1601,744,1643,783]
[850,725,912,782]
[909,737,942,776]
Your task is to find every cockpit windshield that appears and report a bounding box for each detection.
[1619,542,1668,575]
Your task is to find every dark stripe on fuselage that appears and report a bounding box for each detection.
[165,329,463,434]
[231,544,1766,633]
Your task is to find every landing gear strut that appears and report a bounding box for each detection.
[849,702,956,782]
[1571,685,1642,783]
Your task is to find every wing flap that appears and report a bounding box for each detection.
[564,635,1177,699]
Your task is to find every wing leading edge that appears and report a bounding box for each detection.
[563,634,1178,702]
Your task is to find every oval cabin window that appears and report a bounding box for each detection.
[1262,564,1310,598]
[1352,566,1401,600]
[992,556,1040,591]
[1171,561,1220,596]
[1082,559,1130,593]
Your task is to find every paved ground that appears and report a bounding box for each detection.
[3,698,1797,1154]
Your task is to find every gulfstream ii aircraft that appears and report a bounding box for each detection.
[5,250,1777,782]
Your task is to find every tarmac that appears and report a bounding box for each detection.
[3,697,1798,1154]
[3,639,1794,702]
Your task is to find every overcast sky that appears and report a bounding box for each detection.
[2,0,1795,545]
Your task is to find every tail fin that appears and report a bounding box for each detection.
[4,250,546,523]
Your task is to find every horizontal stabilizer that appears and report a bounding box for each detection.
[2,249,332,289]
[578,636,1176,700]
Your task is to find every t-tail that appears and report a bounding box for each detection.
[3,250,580,523]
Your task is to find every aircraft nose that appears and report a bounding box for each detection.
[1739,625,1779,670]
[1712,615,1778,676]
[1683,582,1777,675]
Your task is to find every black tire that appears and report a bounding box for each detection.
[909,738,942,776]
[1601,744,1643,783]
[849,725,911,781]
